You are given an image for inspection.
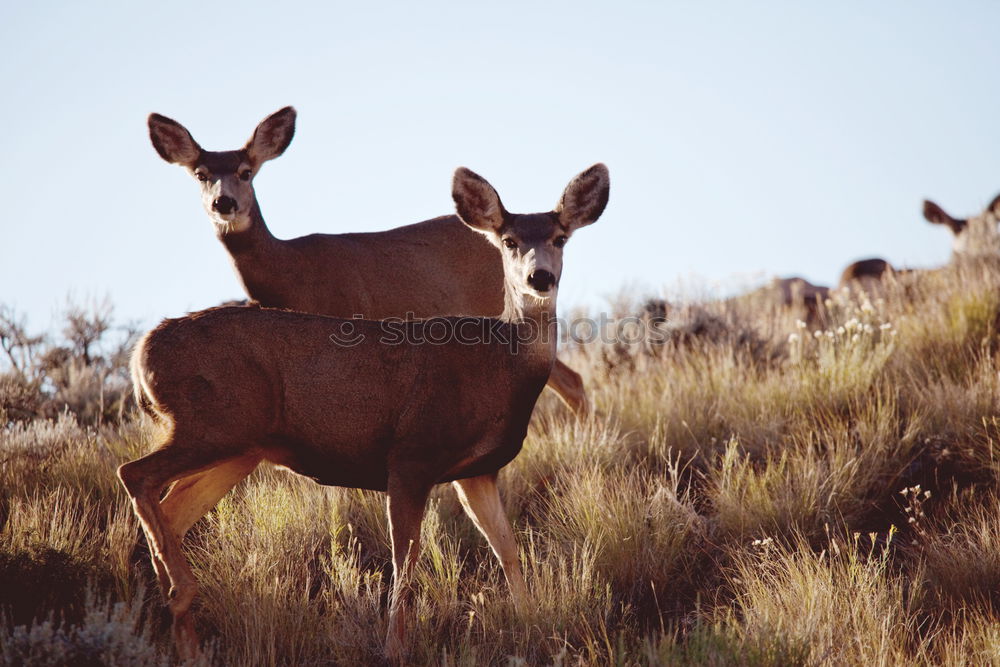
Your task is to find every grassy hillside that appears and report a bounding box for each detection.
[2,261,1000,665]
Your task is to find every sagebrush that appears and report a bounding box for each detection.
[3,262,1000,665]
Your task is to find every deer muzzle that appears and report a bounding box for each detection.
[527,270,556,293]
[212,196,238,215]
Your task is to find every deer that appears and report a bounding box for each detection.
[768,276,830,328]
[147,107,589,415]
[839,193,1000,291]
[117,163,610,662]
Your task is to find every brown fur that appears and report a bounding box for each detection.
[838,257,896,291]
[117,164,610,662]
[147,107,590,414]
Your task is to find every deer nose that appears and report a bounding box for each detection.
[212,196,238,215]
[528,270,556,293]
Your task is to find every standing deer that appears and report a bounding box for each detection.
[839,193,1000,290]
[147,107,589,414]
[117,164,610,662]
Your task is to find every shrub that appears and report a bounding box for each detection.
[0,300,138,427]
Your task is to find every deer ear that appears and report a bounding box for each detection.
[556,163,609,231]
[923,199,966,235]
[246,106,296,165]
[987,193,1000,216]
[452,167,506,232]
[148,113,201,166]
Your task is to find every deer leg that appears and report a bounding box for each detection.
[545,359,589,416]
[453,472,528,613]
[159,454,262,540]
[383,474,432,665]
[117,446,235,661]
[127,456,259,600]
[128,521,171,599]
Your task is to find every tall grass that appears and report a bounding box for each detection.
[3,260,1000,664]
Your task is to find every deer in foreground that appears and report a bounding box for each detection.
[147,107,589,415]
[839,193,1000,291]
[117,164,610,662]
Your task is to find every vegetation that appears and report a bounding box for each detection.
[0,299,138,427]
[3,261,1000,665]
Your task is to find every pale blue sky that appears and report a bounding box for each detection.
[3,1,1000,330]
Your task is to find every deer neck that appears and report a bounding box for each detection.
[501,273,559,366]
[217,199,287,303]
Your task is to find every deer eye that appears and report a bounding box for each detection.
[195,171,208,182]
[502,238,517,249]
[553,235,568,248]
[239,169,252,181]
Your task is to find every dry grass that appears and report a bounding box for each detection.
[3,260,1000,664]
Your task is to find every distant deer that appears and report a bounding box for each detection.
[770,276,830,327]
[147,107,589,414]
[839,194,1000,290]
[117,164,610,662]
